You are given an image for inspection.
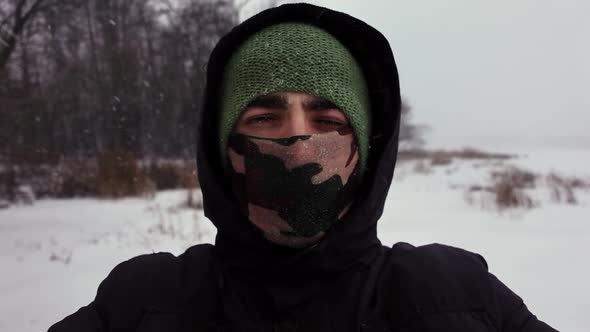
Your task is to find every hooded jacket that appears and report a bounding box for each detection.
[49,3,556,332]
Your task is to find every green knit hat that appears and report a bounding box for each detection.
[219,23,371,171]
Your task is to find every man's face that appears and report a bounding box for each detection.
[227,91,360,248]
[234,91,350,137]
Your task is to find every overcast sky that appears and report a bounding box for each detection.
[241,0,590,149]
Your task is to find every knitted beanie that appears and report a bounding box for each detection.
[219,23,371,171]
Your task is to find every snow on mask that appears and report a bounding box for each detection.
[227,128,362,248]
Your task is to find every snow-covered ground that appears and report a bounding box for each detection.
[1,149,589,332]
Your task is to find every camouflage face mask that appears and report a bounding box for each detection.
[227,128,362,248]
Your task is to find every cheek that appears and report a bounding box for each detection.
[233,121,253,135]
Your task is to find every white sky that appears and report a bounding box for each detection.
[241,0,590,149]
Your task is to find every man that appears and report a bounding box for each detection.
[49,3,556,331]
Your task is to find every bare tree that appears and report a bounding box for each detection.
[0,0,51,69]
[1,0,239,165]
[399,97,429,149]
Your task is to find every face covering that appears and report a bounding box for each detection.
[226,128,362,248]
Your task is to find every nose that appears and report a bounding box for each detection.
[282,102,308,137]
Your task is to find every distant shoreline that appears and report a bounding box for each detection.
[423,134,590,151]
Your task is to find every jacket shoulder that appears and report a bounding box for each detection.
[97,244,214,303]
[49,244,216,331]
[384,242,492,311]
[95,251,182,308]
[389,242,489,277]
[380,243,556,331]
[84,244,214,330]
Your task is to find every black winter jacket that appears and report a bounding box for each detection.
[49,3,556,332]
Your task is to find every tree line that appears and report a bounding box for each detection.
[0,0,239,165]
[0,0,427,201]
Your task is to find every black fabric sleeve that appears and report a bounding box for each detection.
[47,304,105,332]
[488,273,557,332]
[47,252,180,332]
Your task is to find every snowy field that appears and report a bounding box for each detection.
[1,148,589,332]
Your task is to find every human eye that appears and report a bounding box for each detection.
[314,115,348,129]
[245,114,276,125]
[317,118,344,126]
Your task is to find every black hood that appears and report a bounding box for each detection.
[196,3,401,282]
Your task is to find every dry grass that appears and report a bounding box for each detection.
[54,158,98,198]
[465,166,590,211]
[468,185,494,193]
[0,166,16,201]
[399,148,515,170]
[181,189,203,210]
[0,157,200,200]
[490,167,537,210]
[399,148,515,161]
[464,167,538,211]
[492,168,537,189]
[430,152,453,166]
[96,152,149,198]
[97,156,199,198]
[545,173,590,204]
[457,148,515,160]
[147,160,199,190]
[0,160,98,199]
[494,176,535,209]
[413,160,432,174]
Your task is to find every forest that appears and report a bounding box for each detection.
[0,0,241,200]
[0,0,422,201]
[1,0,240,160]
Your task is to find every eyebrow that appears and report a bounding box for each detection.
[303,97,339,111]
[246,94,289,110]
